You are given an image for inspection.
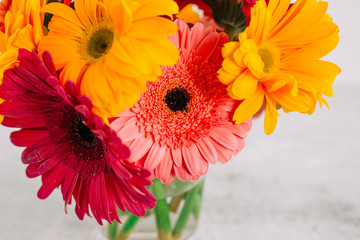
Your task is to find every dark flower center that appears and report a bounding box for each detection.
[48,105,106,162]
[87,28,114,59]
[163,86,191,112]
[77,121,96,144]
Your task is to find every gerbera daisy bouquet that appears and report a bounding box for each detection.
[0,0,340,239]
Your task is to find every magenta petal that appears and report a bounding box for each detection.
[10,129,49,147]
[37,156,62,174]
[42,51,57,77]
[111,160,132,179]
[22,141,56,164]
[2,116,46,128]
[26,163,42,178]
[89,177,103,225]
[37,166,66,199]
[0,101,44,118]
[14,66,57,95]
[99,174,111,222]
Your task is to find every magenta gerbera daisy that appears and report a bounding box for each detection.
[110,20,252,183]
[0,49,156,224]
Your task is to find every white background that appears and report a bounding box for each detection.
[0,0,360,239]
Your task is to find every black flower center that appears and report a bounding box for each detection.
[77,121,96,144]
[87,28,114,59]
[163,86,191,112]
[49,105,105,162]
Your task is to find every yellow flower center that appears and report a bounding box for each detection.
[241,39,281,79]
[257,43,280,75]
[79,21,116,61]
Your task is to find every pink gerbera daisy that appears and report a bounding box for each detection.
[110,20,252,183]
[0,49,156,224]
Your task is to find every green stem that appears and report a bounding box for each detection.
[172,184,200,239]
[224,24,238,41]
[108,221,119,240]
[152,179,173,240]
[115,215,140,240]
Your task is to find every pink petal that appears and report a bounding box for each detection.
[116,117,141,142]
[210,127,239,150]
[154,149,173,183]
[174,166,199,182]
[178,19,191,50]
[170,148,183,167]
[182,144,208,176]
[144,143,166,171]
[128,135,153,162]
[195,32,220,62]
[189,22,206,49]
[209,138,234,164]
[196,137,218,164]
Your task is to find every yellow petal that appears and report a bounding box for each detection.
[110,0,132,34]
[232,69,259,99]
[41,3,83,28]
[222,41,240,59]
[140,38,179,66]
[232,85,264,124]
[127,17,178,39]
[217,68,238,85]
[221,57,242,76]
[264,94,279,135]
[133,0,179,21]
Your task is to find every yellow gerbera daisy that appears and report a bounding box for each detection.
[0,0,45,123]
[38,0,180,119]
[218,0,341,134]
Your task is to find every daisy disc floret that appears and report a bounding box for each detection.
[38,0,180,118]
[111,20,252,183]
[218,0,341,134]
[0,49,156,224]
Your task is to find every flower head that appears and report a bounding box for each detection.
[38,0,180,119]
[0,0,45,71]
[242,0,257,17]
[111,20,252,183]
[218,0,341,134]
[0,49,156,224]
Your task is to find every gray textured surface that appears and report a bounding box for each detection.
[0,83,359,240]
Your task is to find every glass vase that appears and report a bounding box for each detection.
[104,177,205,240]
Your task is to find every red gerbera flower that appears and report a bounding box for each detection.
[0,49,156,224]
[110,20,252,183]
[242,0,257,17]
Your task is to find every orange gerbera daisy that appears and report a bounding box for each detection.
[218,0,341,134]
[0,0,45,123]
[38,0,180,119]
